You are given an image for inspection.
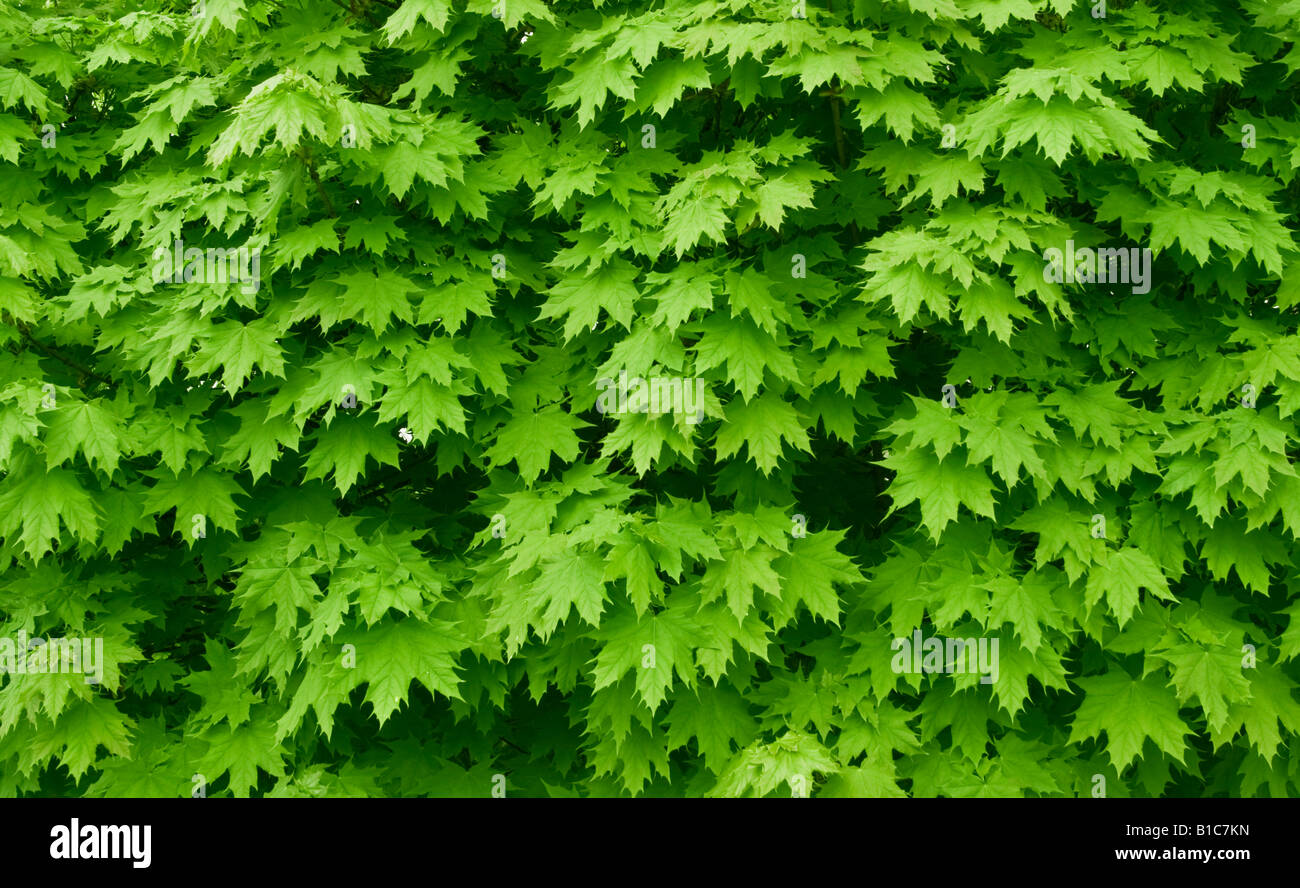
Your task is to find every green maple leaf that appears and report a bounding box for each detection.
[0,462,100,557]
[603,536,664,615]
[659,194,730,256]
[393,50,472,104]
[984,569,1063,653]
[0,67,49,115]
[700,544,783,621]
[181,641,261,729]
[990,638,1069,718]
[884,396,964,461]
[591,604,700,712]
[276,656,355,741]
[694,316,800,401]
[271,218,340,270]
[371,141,456,197]
[859,259,950,324]
[771,530,863,625]
[198,720,288,796]
[1070,671,1190,771]
[537,261,639,340]
[192,319,286,390]
[338,619,464,725]
[1211,664,1300,762]
[383,0,452,42]
[819,759,907,798]
[42,398,129,475]
[1084,547,1174,627]
[880,448,998,540]
[1043,383,1137,450]
[854,82,940,142]
[646,265,717,331]
[708,731,840,798]
[724,269,795,335]
[743,165,829,230]
[1200,520,1284,595]
[1144,202,1246,265]
[641,497,724,580]
[1279,601,1300,663]
[342,216,406,255]
[85,717,192,799]
[962,416,1043,486]
[219,401,302,481]
[629,57,711,117]
[531,548,609,635]
[33,698,133,781]
[715,393,811,475]
[550,52,638,129]
[418,278,495,334]
[1130,46,1204,96]
[143,468,246,539]
[134,406,209,474]
[377,375,468,440]
[665,683,758,774]
[331,269,416,334]
[484,405,586,483]
[303,415,400,495]
[1151,640,1252,733]
[233,561,321,634]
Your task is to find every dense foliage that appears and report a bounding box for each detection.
[2,0,1300,798]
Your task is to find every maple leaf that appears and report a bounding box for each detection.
[771,530,863,625]
[819,759,908,798]
[219,400,302,481]
[191,319,286,390]
[708,731,840,798]
[550,52,639,130]
[591,604,700,712]
[382,0,452,42]
[1070,671,1190,771]
[337,619,465,725]
[32,699,133,781]
[41,398,130,475]
[984,569,1063,653]
[485,405,587,483]
[665,684,758,774]
[1211,664,1300,762]
[880,449,998,540]
[538,261,639,341]
[331,269,417,334]
[303,416,400,495]
[198,720,288,796]
[715,393,812,475]
[0,461,100,558]
[883,396,964,461]
[1151,639,1252,734]
[694,316,800,401]
[181,642,261,729]
[1083,547,1175,628]
[699,544,782,621]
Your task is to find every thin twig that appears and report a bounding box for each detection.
[15,321,115,389]
[296,147,337,218]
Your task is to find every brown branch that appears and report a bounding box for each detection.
[14,320,115,389]
[322,0,392,24]
[296,147,337,218]
[828,80,849,170]
[351,447,441,503]
[497,736,528,756]
[824,78,860,242]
